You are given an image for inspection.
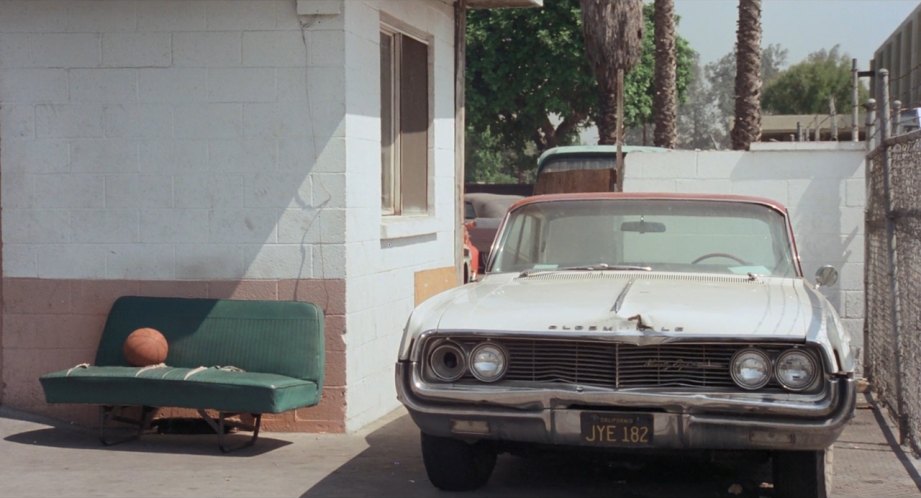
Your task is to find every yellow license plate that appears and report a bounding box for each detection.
[580,412,653,446]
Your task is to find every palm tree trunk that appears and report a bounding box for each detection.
[653,0,677,148]
[597,83,618,145]
[731,0,762,150]
[580,0,643,190]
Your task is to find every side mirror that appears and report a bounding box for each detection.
[815,265,839,288]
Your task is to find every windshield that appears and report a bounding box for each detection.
[490,199,796,277]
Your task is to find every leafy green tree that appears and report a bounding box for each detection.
[762,46,868,115]
[465,1,693,182]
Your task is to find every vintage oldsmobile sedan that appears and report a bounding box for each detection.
[395,193,856,498]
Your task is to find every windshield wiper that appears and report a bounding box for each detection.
[519,264,652,278]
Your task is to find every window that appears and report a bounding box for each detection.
[381,27,430,216]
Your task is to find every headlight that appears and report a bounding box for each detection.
[775,349,818,391]
[469,343,508,382]
[428,341,466,382]
[730,348,772,390]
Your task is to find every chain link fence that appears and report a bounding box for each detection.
[866,127,921,456]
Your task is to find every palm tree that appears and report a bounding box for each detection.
[653,0,677,148]
[731,0,762,150]
[580,0,643,190]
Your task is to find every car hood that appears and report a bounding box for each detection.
[432,272,820,338]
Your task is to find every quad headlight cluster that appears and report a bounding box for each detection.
[426,340,508,383]
[730,347,820,392]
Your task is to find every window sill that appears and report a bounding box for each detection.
[381,215,440,240]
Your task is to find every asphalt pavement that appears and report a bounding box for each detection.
[0,392,919,498]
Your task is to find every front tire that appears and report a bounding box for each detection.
[773,446,833,498]
[420,432,497,491]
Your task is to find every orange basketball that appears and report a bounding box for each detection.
[123,327,168,367]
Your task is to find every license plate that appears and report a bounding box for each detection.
[580,412,653,446]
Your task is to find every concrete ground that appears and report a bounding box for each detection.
[1,393,918,498]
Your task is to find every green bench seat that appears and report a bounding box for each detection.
[39,296,325,451]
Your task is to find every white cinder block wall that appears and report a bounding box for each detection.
[1,0,458,431]
[624,145,866,367]
[0,0,347,282]
[342,0,456,431]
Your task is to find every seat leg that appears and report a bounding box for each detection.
[99,405,156,446]
[195,410,262,453]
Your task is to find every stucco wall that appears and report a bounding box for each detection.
[625,145,866,367]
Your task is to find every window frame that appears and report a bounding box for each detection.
[380,19,433,218]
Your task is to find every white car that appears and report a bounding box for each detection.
[396,193,856,498]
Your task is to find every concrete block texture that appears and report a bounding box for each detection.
[139,140,208,175]
[0,1,69,33]
[104,174,174,209]
[26,33,102,68]
[102,32,171,68]
[64,1,138,33]
[0,69,67,103]
[104,104,173,139]
[136,1,206,32]
[138,68,207,103]
[70,209,138,243]
[207,67,277,102]
[243,31,308,67]
[0,104,34,138]
[173,103,242,139]
[205,1,278,31]
[69,139,139,173]
[2,209,71,244]
[1,139,69,174]
[139,208,210,244]
[172,31,241,67]
[35,104,103,138]
[208,139,277,171]
[37,245,107,279]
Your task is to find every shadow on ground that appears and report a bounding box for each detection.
[4,426,291,457]
[301,414,773,498]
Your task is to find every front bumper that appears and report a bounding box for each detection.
[395,361,856,451]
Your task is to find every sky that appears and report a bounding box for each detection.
[674,0,921,69]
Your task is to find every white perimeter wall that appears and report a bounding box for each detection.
[625,144,866,367]
[341,0,456,431]
[0,0,347,281]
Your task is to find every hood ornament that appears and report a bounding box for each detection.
[627,314,654,332]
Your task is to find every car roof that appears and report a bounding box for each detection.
[508,192,790,214]
[536,145,667,174]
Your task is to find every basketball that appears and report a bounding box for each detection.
[123,327,168,367]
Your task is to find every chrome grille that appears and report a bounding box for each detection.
[456,338,791,389]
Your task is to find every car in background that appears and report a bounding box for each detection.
[534,145,664,195]
[462,220,479,284]
[463,192,524,273]
[397,193,856,498]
